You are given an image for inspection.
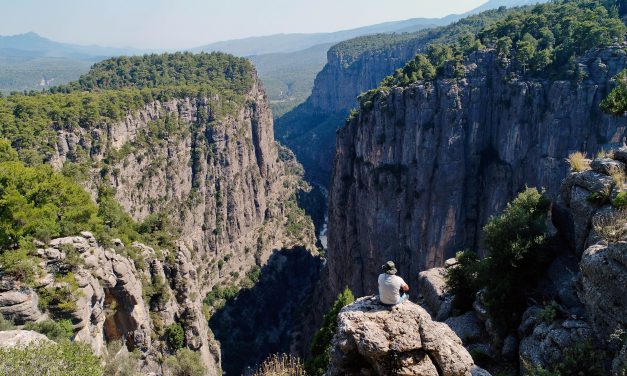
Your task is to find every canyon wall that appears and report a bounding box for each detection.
[327,47,627,298]
[51,74,316,294]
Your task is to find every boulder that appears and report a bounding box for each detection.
[326,296,475,376]
[0,330,52,348]
[0,289,44,324]
[518,310,592,371]
[418,267,453,320]
[591,158,625,176]
[578,242,627,342]
[445,312,483,344]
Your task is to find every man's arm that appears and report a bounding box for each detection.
[401,282,409,292]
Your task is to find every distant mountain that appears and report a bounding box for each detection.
[0,32,144,60]
[193,0,547,56]
[0,32,147,93]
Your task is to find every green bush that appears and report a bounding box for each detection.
[58,244,85,272]
[103,340,141,376]
[481,188,552,332]
[24,319,74,341]
[613,191,627,208]
[165,322,185,350]
[0,160,101,248]
[444,188,553,331]
[445,250,482,312]
[306,287,355,376]
[0,315,15,330]
[38,273,83,315]
[538,301,559,323]
[164,348,206,376]
[143,274,170,311]
[0,138,18,163]
[0,341,103,376]
[602,69,627,115]
[526,339,607,376]
[0,245,41,285]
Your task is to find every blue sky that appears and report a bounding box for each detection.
[0,0,487,49]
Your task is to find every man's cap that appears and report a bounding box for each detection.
[382,261,397,275]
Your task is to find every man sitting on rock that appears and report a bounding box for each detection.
[378,261,409,305]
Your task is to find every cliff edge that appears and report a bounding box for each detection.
[326,296,487,376]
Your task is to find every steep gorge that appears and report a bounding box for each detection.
[327,46,627,299]
[275,7,515,186]
[0,53,319,375]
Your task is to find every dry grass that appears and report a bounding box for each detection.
[597,148,615,159]
[612,171,626,189]
[593,210,627,242]
[250,354,307,376]
[567,152,590,172]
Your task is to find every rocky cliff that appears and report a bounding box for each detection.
[52,75,316,283]
[327,46,627,299]
[275,8,514,185]
[0,55,318,374]
[0,233,221,374]
[326,296,487,376]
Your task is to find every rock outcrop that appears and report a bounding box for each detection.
[326,296,476,376]
[0,330,52,348]
[0,233,221,374]
[326,47,627,300]
[551,147,627,374]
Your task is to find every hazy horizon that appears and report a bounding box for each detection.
[0,0,488,50]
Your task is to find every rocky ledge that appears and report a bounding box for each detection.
[326,296,488,376]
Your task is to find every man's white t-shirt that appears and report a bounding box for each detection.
[378,273,406,305]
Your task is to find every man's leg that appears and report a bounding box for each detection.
[398,293,408,304]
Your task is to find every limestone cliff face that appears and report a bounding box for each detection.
[309,44,425,113]
[327,47,627,299]
[0,233,221,375]
[276,39,427,185]
[31,71,317,373]
[50,74,315,293]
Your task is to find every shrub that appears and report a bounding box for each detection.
[0,160,101,249]
[0,341,103,376]
[538,301,559,323]
[593,209,627,242]
[0,316,15,331]
[165,322,185,350]
[38,273,83,315]
[0,245,41,285]
[480,188,552,332]
[143,274,170,311]
[0,139,18,163]
[613,191,627,208]
[526,339,607,376]
[306,287,354,376]
[58,244,85,272]
[103,340,141,376]
[251,353,306,376]
[24,319,74,341]
[613,171,625,189]
[567,152,590,172]
[445,250,482,312]
[164,348,206,376]
[587,190,610,205]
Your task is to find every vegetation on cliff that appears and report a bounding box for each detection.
[0,52,255,165]
[331,6,517,68]
[357,0,626,113]
[306,287,355,376]
[0,341,103,376]
[446,188,553,332]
